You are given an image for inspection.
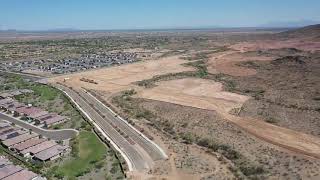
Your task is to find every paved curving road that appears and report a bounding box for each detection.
[56,84,153,171]
[79,89,167,161]
[0,113,78,140]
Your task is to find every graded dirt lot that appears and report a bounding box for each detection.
[49,55,194,94]
[138,78,249,113]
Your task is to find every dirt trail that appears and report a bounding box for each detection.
[223,112,320,159]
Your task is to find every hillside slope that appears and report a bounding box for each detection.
[277,24,320,39]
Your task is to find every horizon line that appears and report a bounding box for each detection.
[0,26,300,33]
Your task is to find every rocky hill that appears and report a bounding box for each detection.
[278,24,320,39]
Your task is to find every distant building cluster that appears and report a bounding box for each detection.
[0,156,45,180]
[0,52,138,74]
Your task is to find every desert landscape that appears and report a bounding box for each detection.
[1,1,320,180]
[44,25,320,179]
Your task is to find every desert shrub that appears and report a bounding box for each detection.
[197,137,213,148]
[184,60,208,78]
[162,120,176,134]
[239,165,265,176]
[220,146,240,160]
[197,138,240,160]
[135,110,153,119]
[180,132,195,144]
[265,117,279,124]
[110,163,119,174]
[123,89,136,96]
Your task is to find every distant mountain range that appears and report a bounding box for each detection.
[260,20,320,28]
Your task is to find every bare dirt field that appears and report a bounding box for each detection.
[49,55,194,94]
[138,78,249,113]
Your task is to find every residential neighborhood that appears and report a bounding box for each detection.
[0,52,138,74]
[0,90,69,128]
[0,89,72,168]
[0,120,70,162]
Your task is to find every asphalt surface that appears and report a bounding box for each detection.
[57,84,152,171]
[0,112,78,140]
[80,90,166,161]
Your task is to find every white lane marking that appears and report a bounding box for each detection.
[59,87,134,171]
[86,91,168,159]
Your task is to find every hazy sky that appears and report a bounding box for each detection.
[1,0,320,30]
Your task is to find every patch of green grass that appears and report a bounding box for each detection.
[30,84,59,101]
[54,131,107,178]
